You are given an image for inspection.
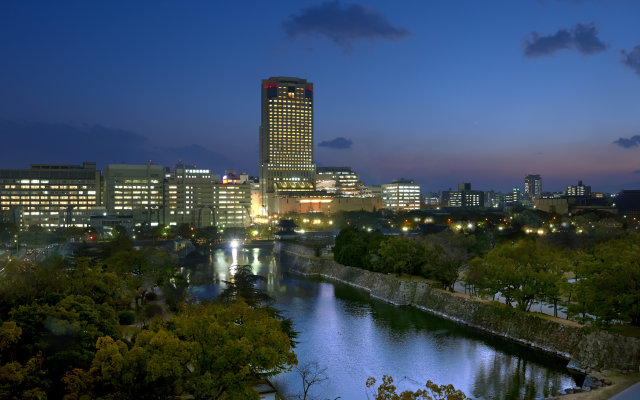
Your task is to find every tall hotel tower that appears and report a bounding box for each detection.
[260,76,315,213]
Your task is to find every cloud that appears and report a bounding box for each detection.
[283,1,409,48]
[318,137,353,149]
[523,22,607,57]
[613,135,640,149]
[635,170,640,174]
[621,45,640,76]
[0,119,234,171]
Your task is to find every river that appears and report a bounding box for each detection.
[187,246,582,400]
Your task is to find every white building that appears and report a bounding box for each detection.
[382,179,420,212]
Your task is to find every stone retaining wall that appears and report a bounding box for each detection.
[277,242,640,372]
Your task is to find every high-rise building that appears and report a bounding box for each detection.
[0,162,101,229]
[382,179,421,212]
[524,174,542,200]
[165,164,219,227]
[260,77,315,212]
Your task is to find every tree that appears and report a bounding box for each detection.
[366,375,471,400]
[104,248,175,310]
[568,234,640,325]
[66,301,297,400]
[0,321,49,399]
[218,264,298,347]
[376,237,425,276]
[295,361,329,400]
[218,265,271,307]
[333,227,382,270]
[466,239,568,312]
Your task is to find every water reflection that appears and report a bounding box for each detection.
[187,247,579,400]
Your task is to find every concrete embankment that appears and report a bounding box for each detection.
[276,242,640,374]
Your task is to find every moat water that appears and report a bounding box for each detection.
[188,247,581,400]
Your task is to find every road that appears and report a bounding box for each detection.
[610,381,640,400]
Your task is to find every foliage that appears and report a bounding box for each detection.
[1,241,298,399]
[64,301,297,400]
[568,234,640,325]
[466,239,568,312]
[333,226,383,269]
[218,265,298,347]
[8,294,119,395]
[366,375,471,400]
[333,227,466,291]
[118,311,135,326]
[0,321,48,399]
[218,265,271,307]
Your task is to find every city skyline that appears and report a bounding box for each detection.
[2,1,640,193]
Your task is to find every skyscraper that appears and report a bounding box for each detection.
[260,77,315,213]
[524,174,542,200]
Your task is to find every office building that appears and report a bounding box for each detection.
[315,166,361,197]
[503,187,522,206]
[0,162,100,229]
[260,77,315,212]
[441,183,484,208]
[213,177,251,228]
[103,163,165,225]
[567,181,591,197]
[524,174,542,200]
[165,164,219,227]
[382,179,421,212]
[422,193,440,207]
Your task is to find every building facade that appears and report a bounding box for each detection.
[315,166,361,197]
[0,162,101,229]
[524,174,542,200]
[567,180,591,197]
[213,180,251,228]
[441,183,484,208]
[103,163,165,226]
[165,164,219,227]
[259,77,315,213]
[381,179,421,212]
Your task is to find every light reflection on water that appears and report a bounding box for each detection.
[188,248,580,400]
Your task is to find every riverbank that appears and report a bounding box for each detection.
[277,242,640,377]
[556,371,640,399]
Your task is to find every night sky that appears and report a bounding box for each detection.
[1,0,640,193]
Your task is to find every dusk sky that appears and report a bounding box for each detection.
[1,0,640,193]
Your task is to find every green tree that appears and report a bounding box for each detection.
[467,239,568,312]
[65,301,297,400]
[376,237,425,276]
[0,321,49,399]
[333,227,382,270]
[569,234,640,325]
[218,265,271,307]
[366,375,471,400]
